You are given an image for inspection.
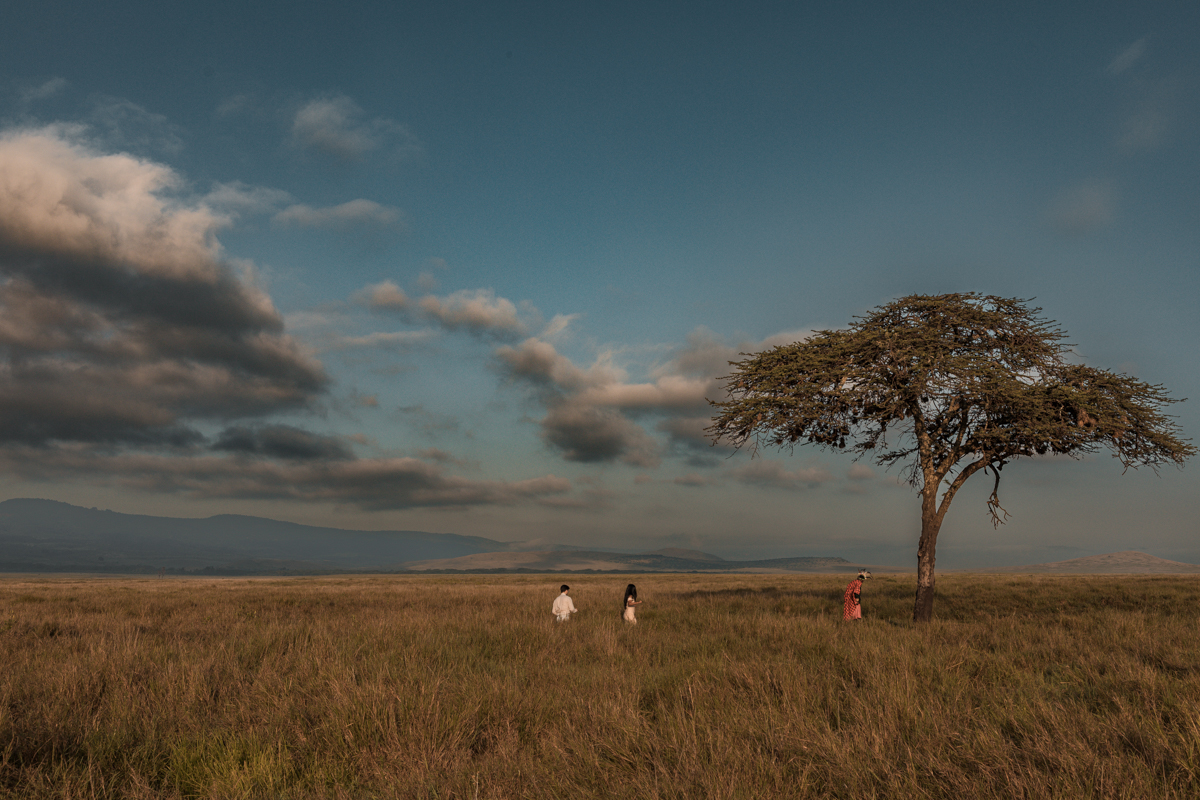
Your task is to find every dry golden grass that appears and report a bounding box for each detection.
[1,572,1198,799]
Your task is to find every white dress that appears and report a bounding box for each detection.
[623,600,637,623]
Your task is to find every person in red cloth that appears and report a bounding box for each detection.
[843,570,871,620]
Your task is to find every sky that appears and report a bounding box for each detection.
[0,1,1197,567]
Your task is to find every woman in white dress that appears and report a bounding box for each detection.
[622,583,642,623]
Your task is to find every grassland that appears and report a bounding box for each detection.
[1,572,1198,799]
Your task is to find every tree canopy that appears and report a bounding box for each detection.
[708,293,1194,621]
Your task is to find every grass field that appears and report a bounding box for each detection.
[1,572,1198,799]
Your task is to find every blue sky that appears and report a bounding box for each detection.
[0,1,1197,566]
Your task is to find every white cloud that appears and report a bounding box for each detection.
[417,290,527,337]
[541,313,580,339]
[362,282,531,340]
[1,126,233,282]
[291,95,421,161]
[273,199,406,231]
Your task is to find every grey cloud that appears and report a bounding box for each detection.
[540,405,660,467]
[0,127,328,450]
[213,425,354,461]
[0,445,572,511]
[291,96,421,161]
[273,200,406,231]
[496,328,806,468]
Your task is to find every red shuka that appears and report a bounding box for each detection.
[843,579,862,620]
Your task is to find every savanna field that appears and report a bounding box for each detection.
[1,573,1198,799]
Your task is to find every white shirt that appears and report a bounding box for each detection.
[552,592,577,620]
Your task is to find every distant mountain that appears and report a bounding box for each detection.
[0,498,864,575]
[403,549,858,573]
[646,547,724,562]
[0,498,513,573]
[990,551,1200,574]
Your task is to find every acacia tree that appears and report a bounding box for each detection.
[707,294,1194,622]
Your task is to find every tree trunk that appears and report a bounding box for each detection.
[913,493,941,623]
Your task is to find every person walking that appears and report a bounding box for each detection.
[622,583,642,624]
[552,584,577,622]
[843,570,871,620]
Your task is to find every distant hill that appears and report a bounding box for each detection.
[0,498,512,573]
[0,498,864,576]
[989,551,1200,574]
[404,550,860,573]
[646,547,724,562]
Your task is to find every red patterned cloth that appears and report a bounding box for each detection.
[843,579,862,620]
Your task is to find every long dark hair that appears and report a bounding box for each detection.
[623,583,637,614]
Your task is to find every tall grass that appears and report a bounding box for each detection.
[1,573,1198,798]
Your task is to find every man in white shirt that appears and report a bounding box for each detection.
[552,584,578,622]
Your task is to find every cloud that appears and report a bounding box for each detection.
[1116,79,1174,152]
[541,313,579,339]
[273,199,405,231]
[1047,183,1116,235]
[327,330,436,352]
[847,464,875,481]
[734,460,833,490]
[213,424,354,461]
[0,126,327,451]
[539,405,660,467]
[0,124,584,514]
[494,337,615,392]
[0,445,571,510]
[417,447,479,470]
[417,290,528,338]
[291,95,421,161]
[204,182,294,215]
[88,96,185,155]
[215,93,253,117]
[19,78,68,103]
[362,282,531,340]
[674,473,714,487]
[396,404,461,436]
[1107,37,1147,76]
[416,271,439,291]
[494,326,811,467]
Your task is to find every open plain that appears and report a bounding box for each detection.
[1,573,1198,799]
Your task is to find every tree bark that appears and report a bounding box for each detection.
[913,491,941,623]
